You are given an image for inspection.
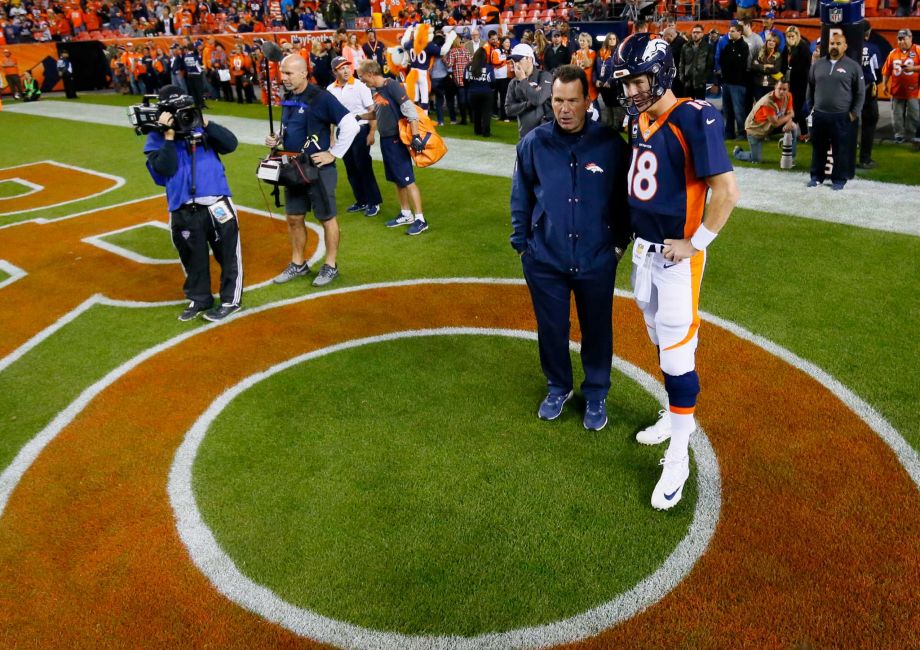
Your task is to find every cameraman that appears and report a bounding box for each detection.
[265,54,359,288]
[144,85,244,322]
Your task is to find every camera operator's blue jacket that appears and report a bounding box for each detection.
[510,119,631,274]
[144,122,237,211]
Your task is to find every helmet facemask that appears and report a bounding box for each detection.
[615,70,662,117]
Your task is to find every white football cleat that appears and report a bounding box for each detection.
[651,452,690,510]
[636,409,672,445]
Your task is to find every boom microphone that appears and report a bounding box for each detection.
[261,40,284,63]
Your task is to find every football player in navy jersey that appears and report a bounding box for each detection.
[612,33,740,510]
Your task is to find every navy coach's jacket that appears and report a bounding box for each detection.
[510,119,631,274]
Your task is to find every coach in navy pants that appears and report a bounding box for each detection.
[510,65,631,431]
[343,123,383,210]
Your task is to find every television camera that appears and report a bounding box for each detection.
[128,93,203,139]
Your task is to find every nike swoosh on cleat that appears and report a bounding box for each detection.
[664,487,680,500]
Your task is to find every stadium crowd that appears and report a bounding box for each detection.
[2,0,918,169]
[2,0,917,45]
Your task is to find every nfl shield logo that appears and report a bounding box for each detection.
[829,7,843,23]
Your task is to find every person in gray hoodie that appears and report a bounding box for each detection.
[505,44,554,139]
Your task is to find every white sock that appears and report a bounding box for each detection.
[414,213,425,222]
[401,208,412,218]
[667,411,695,459]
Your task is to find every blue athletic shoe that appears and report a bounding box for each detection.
[386,213,415,227]
[583,399,608,431]
[831,181,846,191]
[364,204,380,217]
[806,178,821,188]
[538,390,573,421]
[346,203,367,213]
[406,218,429,236]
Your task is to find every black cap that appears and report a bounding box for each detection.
[158,84,184,102]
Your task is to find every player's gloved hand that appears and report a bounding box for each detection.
[411,135,425,154]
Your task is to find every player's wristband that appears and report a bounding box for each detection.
[690,224,718,251]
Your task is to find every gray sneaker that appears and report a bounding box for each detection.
[273,261,310,284]
[312,263,339,287]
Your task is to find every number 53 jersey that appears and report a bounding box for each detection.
[625,98,733,244]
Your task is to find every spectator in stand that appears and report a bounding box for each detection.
[751,33,784,100]
[735,0,758,20]
[543,30,571,72]
[733,76,798,163]
[1,49,22,99]
[340,0,358,29]
[300,6,317,30]
[681,24,714,101]
[320,0,342,30]
[363,28,386,70]
[505,43,553,138]
[858,20,881,169]
[784,26,811,139]
[21,70,40,101]
[466,45,495,137]
[718,23,749,140]
[444,32,471,125]
[807,31,864,190]
[881,29,920,144]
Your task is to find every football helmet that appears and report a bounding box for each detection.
[611,33,676,116]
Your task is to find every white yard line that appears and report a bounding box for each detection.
[7,101,920,237]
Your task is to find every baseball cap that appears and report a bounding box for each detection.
[331,56,349,70]
[897,28,911,38]
[550,29,561,37]
[510,43,535,61]
[365,27,375,33]
[764,10,775,18]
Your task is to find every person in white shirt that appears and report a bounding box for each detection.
[327,56,383,217]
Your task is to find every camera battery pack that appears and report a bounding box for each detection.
[257,157,282,182]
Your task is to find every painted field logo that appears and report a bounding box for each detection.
[0,280,917,648]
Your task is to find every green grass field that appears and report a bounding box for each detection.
[2,94,919,644]
[0,179,32,198]
[100,223,177,260]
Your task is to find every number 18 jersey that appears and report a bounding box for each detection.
[626,98,733,244]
